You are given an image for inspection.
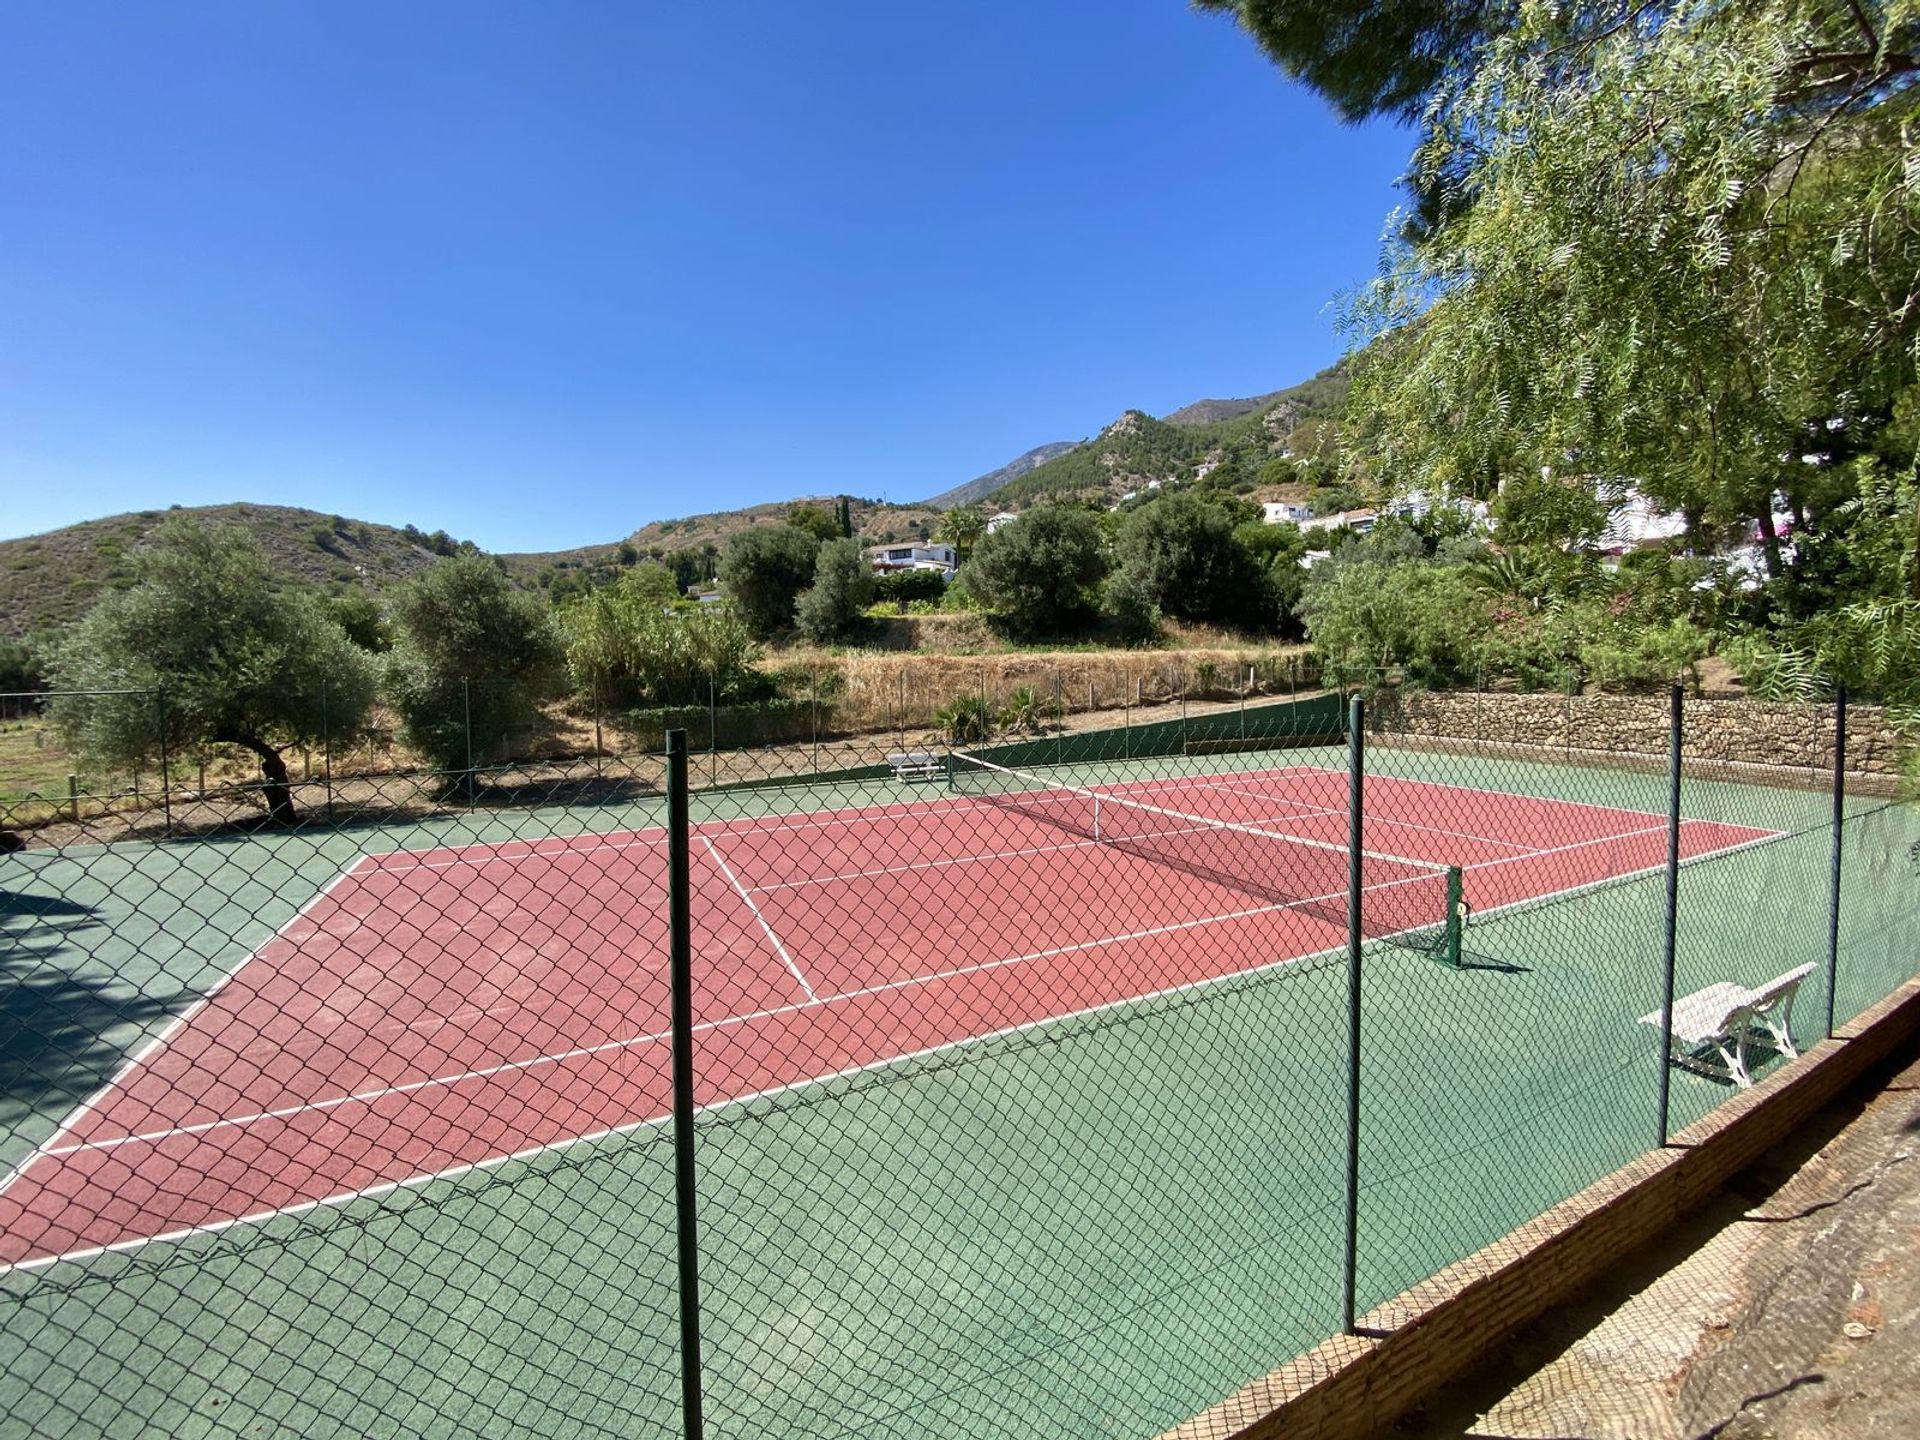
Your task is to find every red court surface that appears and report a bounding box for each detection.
[0,765,1776,1270]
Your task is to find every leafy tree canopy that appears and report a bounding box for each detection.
[1112,492,1275,627]
[936,507,986,560]
[963,505,1109,639]
[718,525,821,638]
[560,566,764,709]
[786,503,843,545]
[385,554,563,773]
[1343,0,1919,588]
[795,538,875,644]
[48,517,376,821]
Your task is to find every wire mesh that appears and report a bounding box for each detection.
[1,673,1915,1438]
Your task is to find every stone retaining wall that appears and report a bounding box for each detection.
[1367,689,1907,779]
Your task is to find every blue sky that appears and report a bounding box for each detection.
[0,3,1414,554]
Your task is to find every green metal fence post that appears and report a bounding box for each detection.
[322,680,335,824]
[462,678,475,806]
[665,730,706,1440]
[1342,693,1364,1334]
[1657,683,1683,1146]
[156,691,173,837]
[1825,686,1847,1038]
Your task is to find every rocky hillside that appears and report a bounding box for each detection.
[918,441,1080,510]
[983,363,1351,511]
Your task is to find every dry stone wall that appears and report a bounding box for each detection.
[1368,688,1907,780]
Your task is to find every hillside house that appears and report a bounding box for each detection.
[869,542,957,579]
[986,511,1020,534]
[1262,500,1312,525]
[1298,508,1379,536]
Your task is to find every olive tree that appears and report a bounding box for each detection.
[384,554,564,775]
[48,517,376,823]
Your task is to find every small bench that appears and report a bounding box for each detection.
[1640,962,1815,1087]
[887,750,944,783]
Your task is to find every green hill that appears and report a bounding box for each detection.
[0,504,469,640]
[0,498,950,640]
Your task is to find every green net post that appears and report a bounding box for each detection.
[1444,865,1465,968]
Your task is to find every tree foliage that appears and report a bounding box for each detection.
[385,554,563,773]
[718,525,821,637]
[1111,492,1275,627]
[936,507,986,561]
[873,569,947,608]
[47,518,376,822]
[559,568,764,709]
[963,505,1109,638]
[786,503,843,545]
[795,538,875,644]
[1343,3,1919,561]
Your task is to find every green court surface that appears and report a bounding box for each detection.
[1,741,1915,1440]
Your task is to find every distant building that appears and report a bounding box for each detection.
[986,511,1020,534]
[868,542,958,578]
[1298,508,1379,535]
[1262,500,1312,525]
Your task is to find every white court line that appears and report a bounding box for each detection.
[1192,778,1546,855]
[0,856,371,1208]
[700,836,817,1003]
[40,895,1310,1163]
[5,816,1789,1274]
[3,897,1349,1277]
[1279,759,1686,829]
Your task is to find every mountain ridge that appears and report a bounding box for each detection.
[0,360,1354,639]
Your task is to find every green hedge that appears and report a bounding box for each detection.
[626,697,816,751]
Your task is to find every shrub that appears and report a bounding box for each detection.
[964,506,1107,639]
[873,569,947,610]
[795,538,874,644]
[718,525,820,637]
[934,692,994,743]
[999,685,1060,735]
[1101,565,1162,644]
[560,570,766,709]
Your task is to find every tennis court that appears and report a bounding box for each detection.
[0,760,1775,1273]
[4,696,1917,1440]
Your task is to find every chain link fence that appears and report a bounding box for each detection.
[2,677,1915,1438]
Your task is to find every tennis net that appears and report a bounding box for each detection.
[950,753,1463,960]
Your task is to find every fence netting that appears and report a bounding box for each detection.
[1,675,1915,1439]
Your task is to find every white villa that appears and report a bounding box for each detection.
[868,542,958,579]
[1261,500,1313,525]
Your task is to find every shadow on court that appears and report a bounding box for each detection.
[0,889,188,1131]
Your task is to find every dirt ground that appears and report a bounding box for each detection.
[1399,1041,1920,1440]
